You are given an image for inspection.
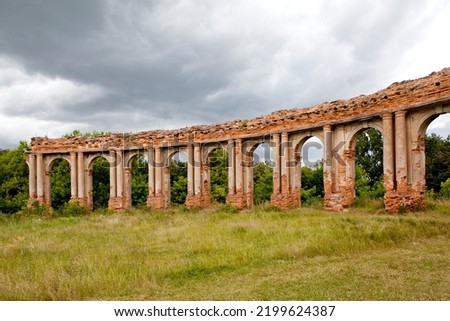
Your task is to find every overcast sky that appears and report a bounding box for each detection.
[0,0,449,148]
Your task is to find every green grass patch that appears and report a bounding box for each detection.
[1,201,450,300]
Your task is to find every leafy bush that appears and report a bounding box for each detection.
[253,162,273,205]
[440,178,450,199]
[57,202,89,217]
[0,142,29,214]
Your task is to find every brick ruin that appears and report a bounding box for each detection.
[28,68,450,212]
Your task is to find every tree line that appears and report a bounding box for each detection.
[1,130,450,214]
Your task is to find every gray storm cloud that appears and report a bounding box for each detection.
[0,0,449,148]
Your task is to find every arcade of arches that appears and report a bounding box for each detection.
[27,68,450,212]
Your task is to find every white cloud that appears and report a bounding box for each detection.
[0,0,449,148]
[0,56,108,118]
[427,114,450,138]
[0,113,87,148]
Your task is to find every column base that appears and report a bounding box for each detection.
[186,194,203,208]
[324,193,346,211]
[70,197,91,210]
[147,195,169,209]
[226,192,248,209]
[109,196,126,211]
[27,196,45,208]
[384,190,424,212]
[270,192,300,209]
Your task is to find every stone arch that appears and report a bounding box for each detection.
[345,121,383,151]
[292,133,324,167]
[165,148,188,166]
[84,153,111,210]
[44,155,72,208]
[345,125,384,207]
[45,154,72,173]
[201,142,229,205]
[242,137,273,206]
[124,149,146,168]
[202,141,227,163]
[291,133,324,207]
[166,148,189,206]
[408,106,450,198]
[412,106,450,142]
[85,153,111,171]
[124,150,148,208]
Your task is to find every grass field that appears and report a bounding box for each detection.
[1,200,450,300]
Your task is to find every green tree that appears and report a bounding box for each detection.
[0,141,29,213]
[355,128,383,186]
[209,149,228,203]
[92,157,110,209]
[170,159,187,205]
[301,162,324,203]
[131,155,149,206]
[425,133,450,193]
[50,158,71,209]
[301,162,324,195]
[253,161,273,204]
[440,178,450,198]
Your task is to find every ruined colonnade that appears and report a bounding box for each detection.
[27,68,450,212]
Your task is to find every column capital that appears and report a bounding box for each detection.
[382,112,393,120]
[323,124,332,132]
[271,132,280,142]
[395,110,407,117]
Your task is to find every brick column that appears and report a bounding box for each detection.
[281,132,290,193]
[194,144,202,196]
[147,147,155,198]
[155,146,162,197]
[323,125,336,210]
[235,139,243,194]
[36,153,44,204]
[187,144,194,196]
[124,166,132,209]
[395,111,408,192]
[44,156,51,207]
[272,133,281,194]
[70,152,78,201]
[77,152,85,204]
[243,144,253,207]
[382,113,395,192]
[227,140,236,195]
[27,153,37,207]
[226,139,247,208]
[147,145,167,209]
[116,150,124,199]
[109,150,116,199]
